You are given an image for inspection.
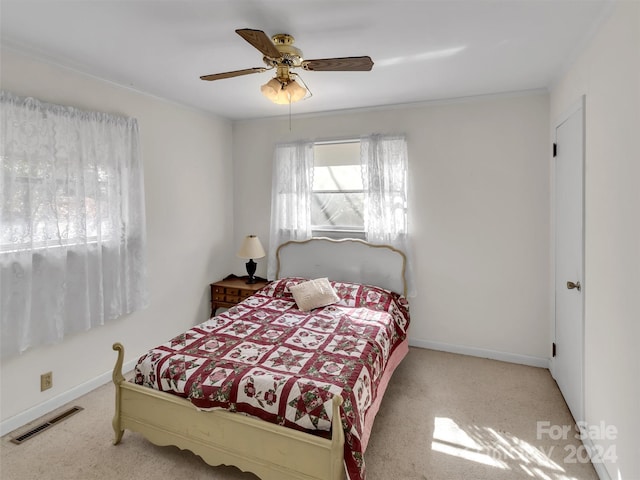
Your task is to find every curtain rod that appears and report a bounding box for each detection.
[313,137,360,146]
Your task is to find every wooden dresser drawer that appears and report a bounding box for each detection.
[209,275,269,318]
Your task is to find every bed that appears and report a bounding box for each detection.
[111,238,409,480]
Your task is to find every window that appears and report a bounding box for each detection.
[268,135,414,296]
[2,162,113,253]
[311,141,365,239]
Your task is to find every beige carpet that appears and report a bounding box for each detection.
[1,348,598,480]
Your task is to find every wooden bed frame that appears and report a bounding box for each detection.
[112,238,408,480]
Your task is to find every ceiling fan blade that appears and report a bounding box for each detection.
[200,67,266,81]
[236,28,282,59]
[303,56,374,72]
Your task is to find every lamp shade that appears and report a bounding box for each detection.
[237,235,266,259]
[260,78,282,100]
[284,79,307,103]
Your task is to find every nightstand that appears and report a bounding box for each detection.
[210,274,269,317]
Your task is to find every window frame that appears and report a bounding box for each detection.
[310,140,366,240]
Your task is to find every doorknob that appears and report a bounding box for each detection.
[566,281,581,291]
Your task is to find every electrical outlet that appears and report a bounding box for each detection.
[40,372,52,391]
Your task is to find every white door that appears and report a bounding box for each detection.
[552,99,585,423]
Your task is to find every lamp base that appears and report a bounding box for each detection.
[245,259,257,284]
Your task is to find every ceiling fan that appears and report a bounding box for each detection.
[200,29,374,104]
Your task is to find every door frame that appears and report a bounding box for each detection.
[550,95,586,423]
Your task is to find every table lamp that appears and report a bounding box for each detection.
[237,235,266,284]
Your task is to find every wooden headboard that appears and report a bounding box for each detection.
[275,238,407,296]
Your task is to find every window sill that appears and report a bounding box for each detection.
[311,229,366,240]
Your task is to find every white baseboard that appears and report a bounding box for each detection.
[0,358,137,437]
[580,432,614,480]
[409,338,550,369]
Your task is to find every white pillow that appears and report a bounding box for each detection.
[288,278,339,312]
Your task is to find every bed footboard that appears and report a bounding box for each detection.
[112,342,125,445]
[111,343,345,480]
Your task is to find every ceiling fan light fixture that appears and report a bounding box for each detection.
[201,29,371,106]
[261,77,307,104]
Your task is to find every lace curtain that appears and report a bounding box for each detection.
[267,141,314,280]
[361,134,415,296]
[0,91,148,359]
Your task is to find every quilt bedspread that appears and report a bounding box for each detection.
[134,277,410,480]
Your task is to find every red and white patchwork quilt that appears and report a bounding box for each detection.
[134,277,410,480]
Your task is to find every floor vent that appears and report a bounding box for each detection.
[10,406,84,445]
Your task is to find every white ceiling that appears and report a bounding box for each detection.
[1,0,612,120]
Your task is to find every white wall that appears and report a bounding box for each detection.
[232,92,551,366]
[550,2,640,479]
[0,47,235,431]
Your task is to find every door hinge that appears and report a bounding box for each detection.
[552,342,557,357]
[553,143,557,157]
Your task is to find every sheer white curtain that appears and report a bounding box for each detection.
[0,91,148,359]
[361,134,415,296]
[267,141,314,280]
